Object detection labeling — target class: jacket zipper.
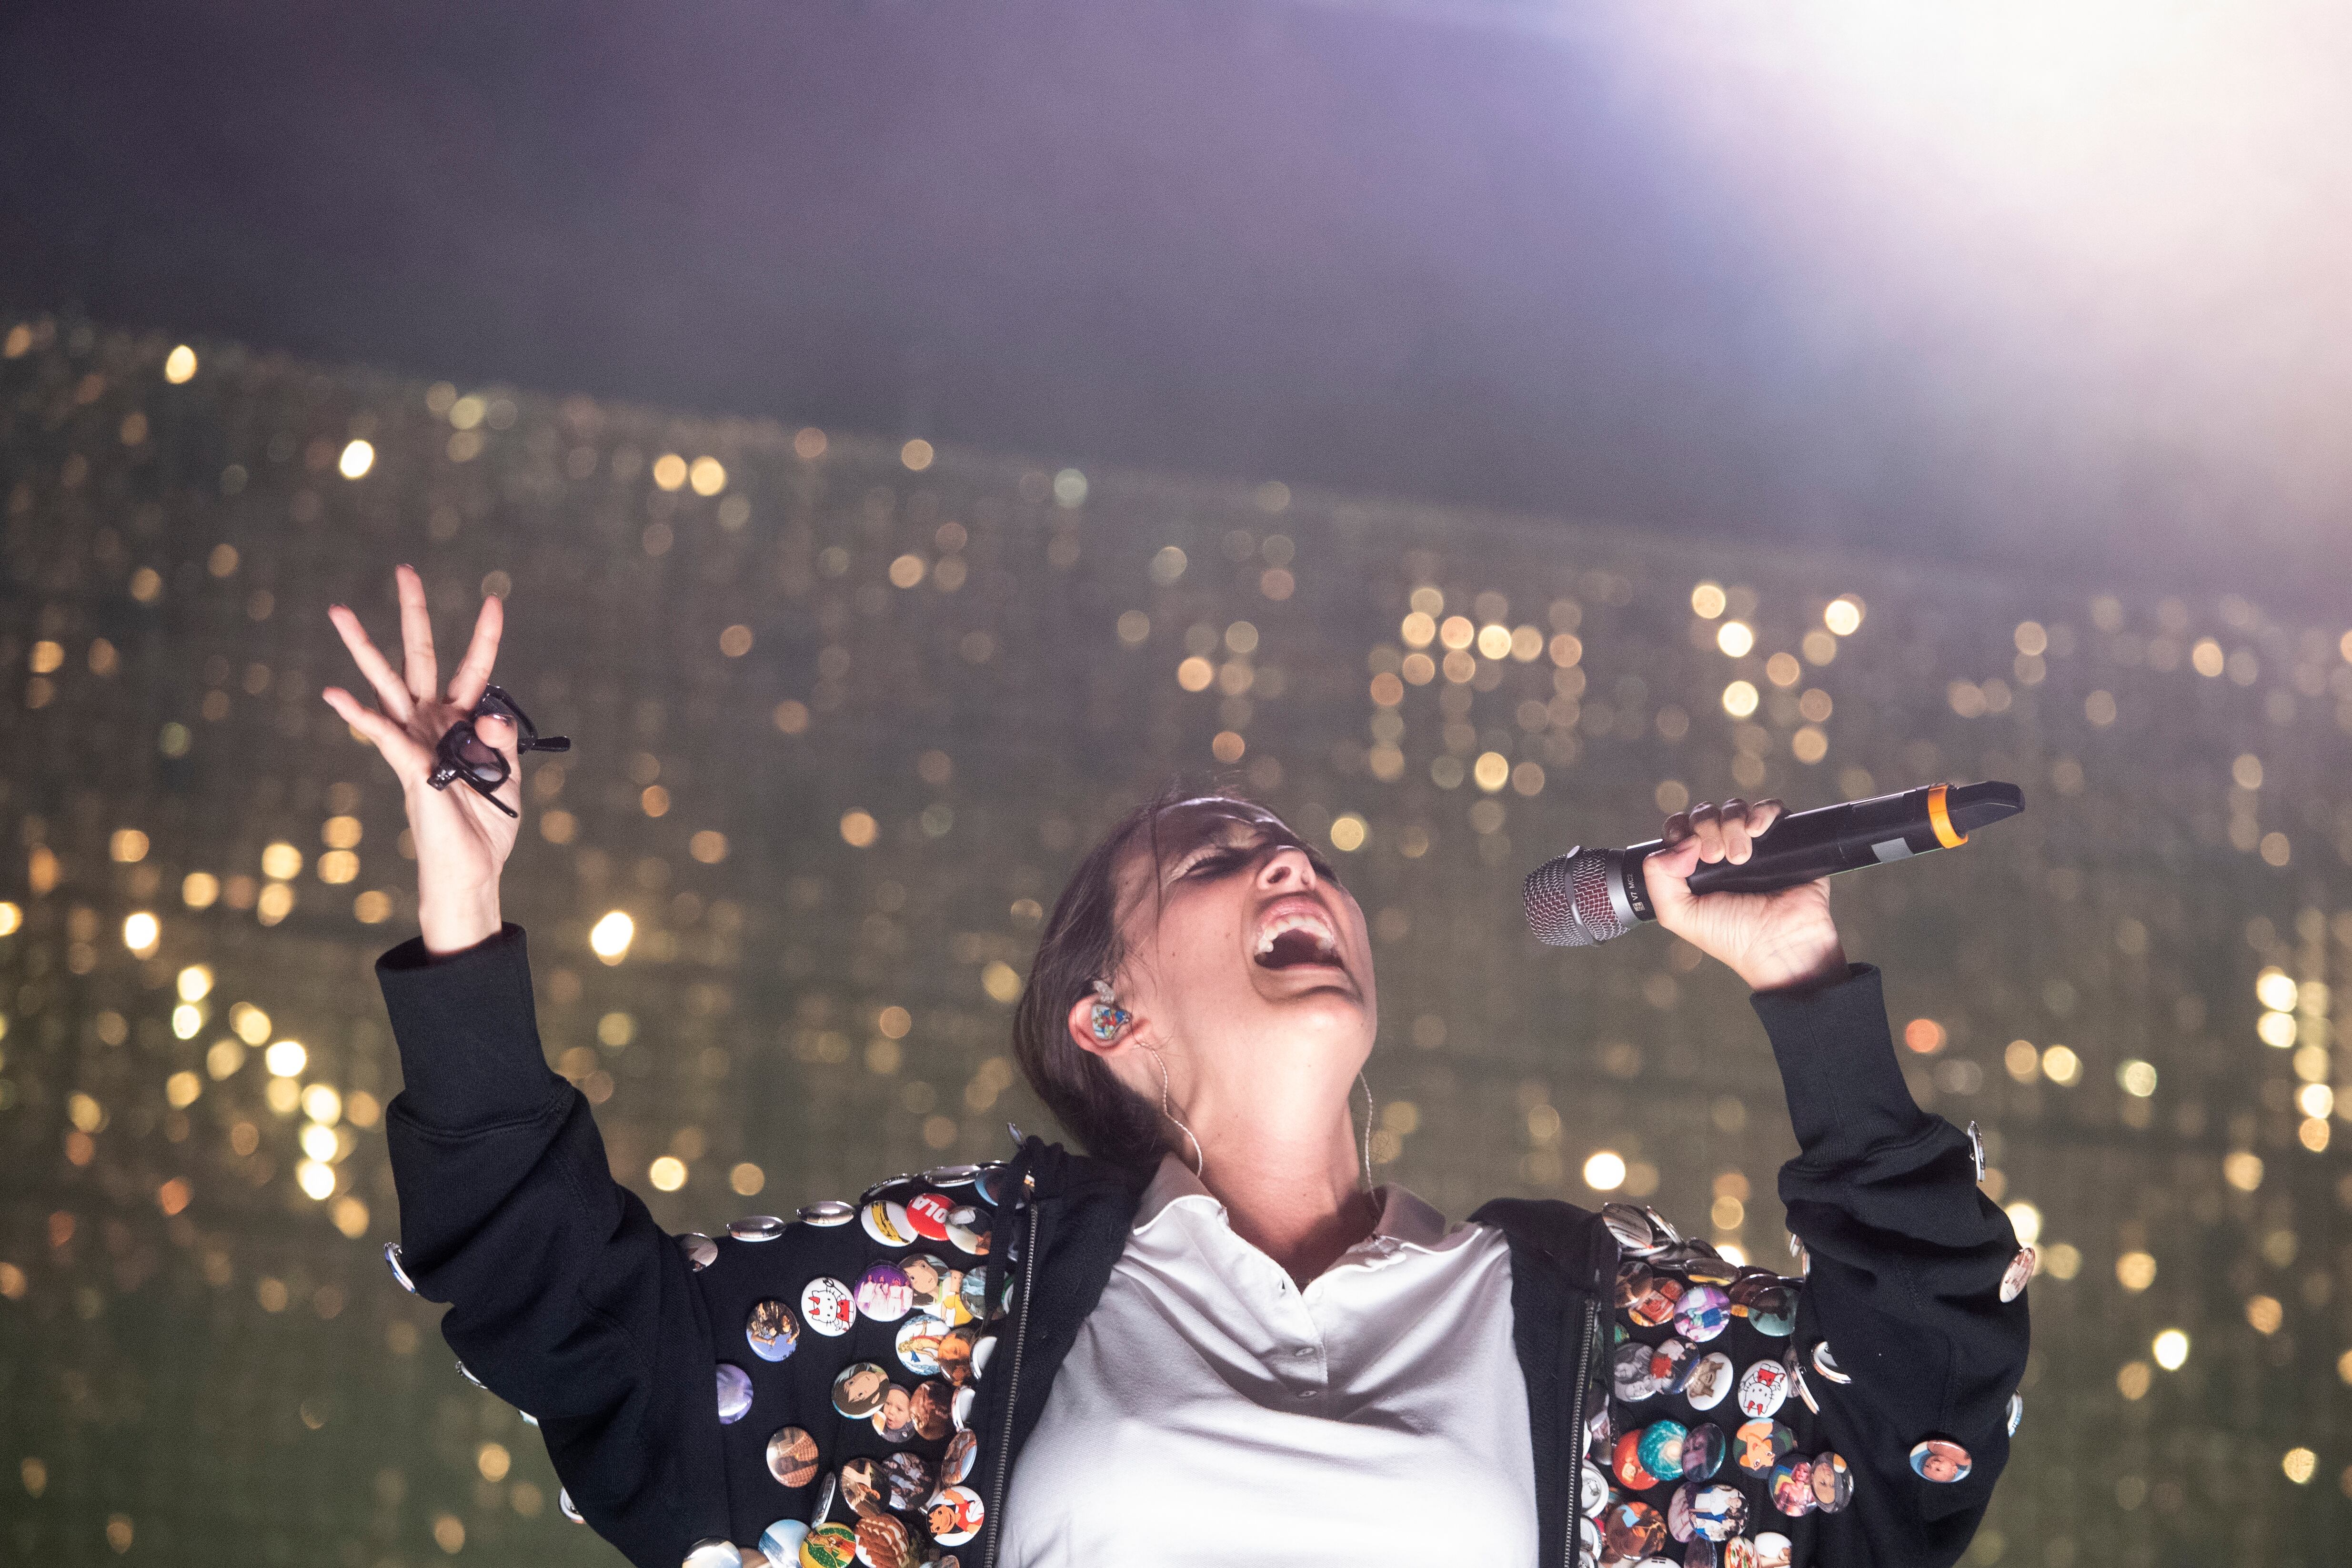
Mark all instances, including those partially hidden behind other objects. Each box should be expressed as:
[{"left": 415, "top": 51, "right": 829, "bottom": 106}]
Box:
[
  {"left": 980, "top": 1174, "right": 1040, "bottom": 1568},
  {"left": 1561, "top": 1296, "right": 1598, "bottom": 1568}
]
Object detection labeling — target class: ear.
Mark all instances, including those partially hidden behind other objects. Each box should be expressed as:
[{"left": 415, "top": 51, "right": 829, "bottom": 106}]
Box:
[{"left": 1066, "top": 988, "right": 1134, "bottom": 1060}]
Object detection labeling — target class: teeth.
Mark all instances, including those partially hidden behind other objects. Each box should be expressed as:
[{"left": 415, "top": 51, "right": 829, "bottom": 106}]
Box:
[{"left": 1254, "top": 909, "right": 1337, "bottom": 957}]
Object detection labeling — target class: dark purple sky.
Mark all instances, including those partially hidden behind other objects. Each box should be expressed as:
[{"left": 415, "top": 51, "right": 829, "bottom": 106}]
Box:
[{"left": 6, "top": 0, "right": 2346, "bottom": 596}]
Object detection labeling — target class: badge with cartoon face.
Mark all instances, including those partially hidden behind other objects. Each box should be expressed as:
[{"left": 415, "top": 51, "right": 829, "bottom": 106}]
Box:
[
  {"left": 801, "top": 1277, "right": 856, "bottom": 1337},
  {"left": 801, "top": 1521, "right": 857, "bottom": 1568},
  {"left": 2000, "top": 1247, "right": 2034, "bottom": 1303},
  {"left": 747, "top": 1299, "right": 802, "bottom": 1363},
  {"left": 900, "top": 1255, "right": 969, "bottom": 1324},
  {"left": 1734, "top": 1419, "right": 1797, "bottom": 1477},
  {"left": 1769, "top": 1456, "right": 1817, "bottom": 1517},
  {"left": 765, "top": 1426, "right": 820, "bottom": 1489},
  {"left": 1810, "top": 1450, "right": 1852, "bottom": 1512},
  {"left": 717, "top": 1363, "right": 754, "bottom": 1425},
  {"left": 1736, "top": 1359, "right": 1790, "bottom": 1419},
  {"left": 911, "top": 1378, "right": 955, "bottom": 1442},
  {"left": 1682, "top": 1351, "right": 1735, "bottom": 1412},
  {"left": 1679, "top": 1421, "right": 1726, "bottom": 1482},
  {"left": 832, "top": 1363, "right": 893, "bottom": 1422},
  {"left": 1910, "top": 1439, "right": 1971, "bottom": 1484},
  {"left": 1674, "top": 1284, "right": 1732, "bottom": 1343},
  {"left": 883, "top": 1452, "right": 933, "bottom": 1513},
  {"left": 1601, "top": 1499, "right": 1666, "bottom": 1561},
  {"left": 925, "top": 1486, "right": 985, "bottom": 1547},
  {"left": 856, "top": 1262, "right": 914, "bottom": 1323}
]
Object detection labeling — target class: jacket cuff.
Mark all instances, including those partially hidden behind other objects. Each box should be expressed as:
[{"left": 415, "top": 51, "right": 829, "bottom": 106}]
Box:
[
  {"left": 377, "top": 924, "right": 563, "bottom": 1129},
  {"left": 1750, "top": 962, "right": 1935, "bottom": 1167}
]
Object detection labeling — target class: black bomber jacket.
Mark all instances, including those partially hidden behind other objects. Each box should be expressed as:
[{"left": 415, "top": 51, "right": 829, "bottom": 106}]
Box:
[{"left": 377, "top": 927, "right": 2027, "bottom": 1568}]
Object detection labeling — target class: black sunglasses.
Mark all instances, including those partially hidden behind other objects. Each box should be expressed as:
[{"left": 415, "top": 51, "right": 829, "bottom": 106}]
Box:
[{"left": 428, "top": 683, "right": 571, "bottom": 818}]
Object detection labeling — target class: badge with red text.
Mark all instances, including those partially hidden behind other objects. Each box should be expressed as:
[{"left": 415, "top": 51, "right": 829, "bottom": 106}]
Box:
[{"left": 905, "top": 1191, "right": 955, "bottom": 1242}]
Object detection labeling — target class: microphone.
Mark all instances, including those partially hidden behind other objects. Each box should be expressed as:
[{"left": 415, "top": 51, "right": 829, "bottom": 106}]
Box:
[{"left": 1524, "top": 781, "right": 2024, "bottom": 947}]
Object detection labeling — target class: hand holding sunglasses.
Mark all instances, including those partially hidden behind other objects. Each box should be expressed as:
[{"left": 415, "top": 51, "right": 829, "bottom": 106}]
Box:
[{"left": 323, "top": 567, "right": 573, "bottom": 955}]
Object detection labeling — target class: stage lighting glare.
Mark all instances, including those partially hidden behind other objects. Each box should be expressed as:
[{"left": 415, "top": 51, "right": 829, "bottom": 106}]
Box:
[
  {"left": 2151, "top": 1330, "right": 2189, "bottom": 1371},
  {"left": 163, "top": 344, "right": 197, "bottom": 383},
  {"left": 1690, "top": 582, "right": 1727, "bottom": 619},
  {"left": 2003, "top": 1202, "right": 2041, "bottom": 1246},
  {"left": 337, "top": 440, "right": 374, "bottom": 479},
  {"left": 590, "top": 911, "right": 636, "bottom": 963},
  {"left": 1583, "top": 1151, "right": 1627, "bottom": 1191},
  {"left": 2255, "top": 968, "right": 2298, "bottom": 1011},
  {"left": 1824, "top": 597, "right": 1864, "bottom": 636},
  {"left": 1716, "top": 621, "right": 1754, "bottom": 657},
  {"left": 122, "top": 912, "right": 160, "bottom": 956},
  {"left": 178, "top": 965, "right": 212, "bottom": 1001}
]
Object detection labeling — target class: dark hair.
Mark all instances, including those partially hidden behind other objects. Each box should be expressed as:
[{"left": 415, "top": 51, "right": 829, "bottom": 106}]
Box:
[{"left": 1011, "top": 785, "right": 1288, "bottom": 1171}]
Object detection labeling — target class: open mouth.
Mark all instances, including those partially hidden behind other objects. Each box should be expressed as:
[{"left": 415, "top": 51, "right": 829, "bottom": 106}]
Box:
[{"left": 1253, "top": 906, "right": 1341, "bottom": 970}]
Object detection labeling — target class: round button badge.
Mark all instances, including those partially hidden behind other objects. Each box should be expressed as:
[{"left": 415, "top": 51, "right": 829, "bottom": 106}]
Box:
[
  {"left": 941, "top": 1429, "right": 978, "bottom": 1487},
  {"left": 1613, "top": 1429, "right": 1659, "bottom": 1490},
  {"left": 1678, "top": 1421, "right": 1726, "bottom": 1481},
  {"left": 766, "top": 1426, "right": 819, "bottom": 1489},
  {"left": 730, "top": 1215, "right": 786, "bottom": 1243},
  {"left": 1601, "top": 1499, "right": 1667, "bottom": 1562},
  {"left": 683, "top": 1538, "right": 742, "bottom": 1568},
  {"left": 801, "top": 1277, "right": 856, "bottom": 1337},
  {"left": 2007, "top": 1393, "right": 2023, "bottom": 1436},
  {"left": 838, "top": 1457, "right": 885, "bottom": 1519},
  {"left": 904, "top": 1191, "right": 955, "bottom": 1242},
  {"left": 1637, "top": 1419, "right": 1690, "bottom": 1483},
  {"left": 1910, "top": 1439, "right": 1972, "bottom": 1484},
  {"left": 911, "top": 1378, "right": 955, "bottom": 1441},
  {"left": 1674, "top": 1284, "right": 1732, "bottom": 1343},
  {"left": 856, "top": 1262, "right": 915, "bottom": 1323},
  {"left": 747, "top": 1299, "right": 802, "bottom": 1363},
  {"left": 945, "top": 1206, "right": 991, "bottom": 1257},
  {"left": 800, "top": 1522, "right": 857, "bottom": 1568},
  {"left": 798, "top": 1200, "right": 855, "bottom": 1227},
  {"left": 1733, "top": 1419, "right": 1798, "bottom": 1477},
  {"left": 832, "top": 1363, "right": 893, "bottom": 1423},
  {"left": 1682, "top": 1351, "right": 1736, "bottom": 1412},
  {"left": 853, "top": 1513, "right": 912, "bottom": 1568},
  {"left": 862, "top": 1199, "right": 918, "bottom": 1247},
  {"left": 1810, "top": 1450, "right": 1852, "bottom": 1513},
  {"left": 679, "top": 1233, "right": 718, "bottom": 1271},
  {"left": 896, "top": 1313, "right": 948, "bottom": 1376},
  {"left": 716, "top": 1363, "right": 754, "bottom": 1425},
  {"left": 1752, "top": 1532, "right": 1794, "bottom": 1568},
  {"left": 1769, "top": 1455, "right": 1817, "bottom": 1518},
  {"left": 1736, "top": 1359, "right": 1790, "bottom": 1419},
  {"left": 925, "top": 1486, "right": 985, "bottom": 1548},
  {"left": 383, "top": 1241, "right": 418, "bottom": 1293},
  {"left": 1688, "top": 1482, "right": 1748, "bottom": 1543},
  {"left": 756, "top": 1519, "right": 808, "bottom": 1564},
  {"left": 883, "top": 1451, "right": 934, "bottom": 1512},
  {"left": 1809, "top": 1341, "right": 1850, "bottom": 1384},
  {"left": 2000, "top": 1247, "right": 2035, "bottom": 1303}
]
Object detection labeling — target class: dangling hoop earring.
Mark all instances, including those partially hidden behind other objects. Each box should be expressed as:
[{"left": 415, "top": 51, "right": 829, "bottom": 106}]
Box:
[
  {"left": 1143, "top": 1044, "right": 1205, "bottom": 1179},
  {"left": 1357, "top": 1071, "right": 1376, "bottom": 1192}
]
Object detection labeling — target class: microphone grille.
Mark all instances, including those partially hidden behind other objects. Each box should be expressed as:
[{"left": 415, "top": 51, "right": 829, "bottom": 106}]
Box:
[{"left": 1524, "top": 848, "right": 1626, "bottom": 947}]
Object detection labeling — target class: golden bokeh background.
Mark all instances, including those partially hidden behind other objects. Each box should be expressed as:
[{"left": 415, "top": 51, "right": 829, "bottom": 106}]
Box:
[{"left": 1, "top": 316, "right": 2347, "bottom": 1563}]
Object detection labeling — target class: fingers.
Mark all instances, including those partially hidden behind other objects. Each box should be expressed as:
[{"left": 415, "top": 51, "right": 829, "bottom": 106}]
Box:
[
  {"left": 1719, "top": 798, "right": 1753, "bottom": 864},
  {"left": 322, "top": 687, "right": 431, "bottom": 779},
  {"left": 1689, "top": 800, "right": 1725, "bottom": 863},
  {"left": 1673, "top": 799, "right": 1778, "bottom": 865},
  {"left": 1659, "top": 811, "right": 1693, "bottom": 847},
  {"left": 396, "top": 565, "right": 440, "bottom": 701},
  {"left": 328, "top": 603, "right": 416, "bottom": 722},
  {"left": 445, "top": 593, "right": 504, "bottom": 709}
]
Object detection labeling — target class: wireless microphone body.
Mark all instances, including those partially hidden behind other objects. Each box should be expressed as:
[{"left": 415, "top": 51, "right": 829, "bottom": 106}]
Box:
[{"left": 1524, "top": 781, "right": 2023, "bottom": 947}]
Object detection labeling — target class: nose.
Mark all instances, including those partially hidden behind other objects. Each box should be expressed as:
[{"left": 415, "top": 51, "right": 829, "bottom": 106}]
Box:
[{"left": 1256, "top": 844, "right": 1318, "bottom": 892}]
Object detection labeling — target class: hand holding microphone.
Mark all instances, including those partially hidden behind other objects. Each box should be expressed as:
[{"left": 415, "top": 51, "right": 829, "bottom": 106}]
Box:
[{"left": 1643, "top": 800, "right": 1848, "bottom": 993}]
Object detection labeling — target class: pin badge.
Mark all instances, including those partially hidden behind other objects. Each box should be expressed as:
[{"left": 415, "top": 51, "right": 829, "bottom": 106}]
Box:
[
  {"left": 896, "top": 1313, "right": 948, "bottom": 1377},
  {"left": 1809, "top": 1342, "right": 1850, "bottom": 1385},
  {"left": 1769, "top": 1456, "right": 1817, "bottom": 1517},
  {"left": 801, "top": 1277, "right": 857, "bottom": 1337},
  {"left": 2007, "top": 1393, "right": 2023, "bottom": 1436},
  {"left": 862, "top": 1199, "right": 918, "bottom": 1248},
  {"left": 1675, "top": 1284, "right": 1732, "bottom": 1343},
  {"left": 925, "top": 1486, "right": 985, "bottom": 1548},
  {"left": 922, "top": 1164, "right": 985, "bottom": 1187},
  {"left": 1686, "top": 1482, "right": 1749, "bottom": 1543},
  {"left": 937, "top": 1324, "right": 982, "bottom": 1386},
  {"left": 1792, "top": 1363, "right": 1819, "bottom": 1416},
  {"left": 1752, "top": 1532, "right": 1793, "bottom": 1568},
  {"left": 798, "top": 1200, "right": 856, "bottom": 1227},
  {"left": 757, "top": 1520, "right": 808, "bottom": 1563},
  {"left": 1638, "top": 1419, "right": 1690, "bottom": 1483},
  {"left": 1809, "top": 1451, "right": 1852, "bottom": 1513},
  {"left": 766, "top": 1426, "right": 820, "bottom": 1489},
  {"left": 1733, "top": 1419, "right": 1797, "bottom": 1477},
  {"left": 1909, "top": 1439, "right": 1971, "bottom": 1484},
  {"left": 856, "top": 1262, "right": 915, "bottom": 1323},
  {"left": 911, "top": 1378, "right": 955, "bottom": 1441},
  {"left": 1737, "top": 1359, "right": 1790, "bottom": 1419},
  {"left": 1601, "top": 1499, "right": 1667, "bottom": 1562},
  {"left": 1681, "top": 1350, "right": 1735, "bottom": 1412},
  {"left": 942, "top": 1430, "right": 978, "bottom": 1488},
  {"left": 839, "top": 1457, "right": 885, "bottom": 1519},
  {"left": 1678, "top": 1421, "right": 1727, "bottom": 1481},
  {"left": 1581, "top": 1459, "right": 1610, "bottom": 1517},
  {"left": 904, "top": 1191, "right": 955, "bottom": 1243},
  {"left": 1614, "top": 1429, "right": 1660, "bottom": 1490},
  {"left": 731, "top": 1215, "right": 786, "bottom": 1243},
  {"left": 800, "top": 1521, "right": 857, "bottom": 1568},
  {"left": 384, "top": 1241, "right": 419, "bottom": 1292},
  {"left": 717, "top": 1363, "right": 754, "bottom": 1425},
  {"left": 560, "top": 1487, "right": 583, "bottom": 1523},
  {"left": 1999, "top": 1248, "right": 2034, "bottom": 1303},
  {"left": 684, "top": 1538, "right": 743, "bottom": 1568},
  {"left": 832, "top": 1363, "right": 894, "bottom": 1423},
  {"left": 680, "top": 1233, "right": 719, "bottom": 1271},
  {"left": 853, "top": 1513, "right": 914, "bottom": 1568},
  {"left": 747, "top": 1299, "right": 802, "bottom": 1363},
  {"left": 883, "top": 1451, "right": 934, "bottom": 1512},
  {"left": 945, "top": 1206, "right": 991, "bottom": 1257},
  {"left": 951, "top": 1383, "right": 976, "bottom": 1432}
]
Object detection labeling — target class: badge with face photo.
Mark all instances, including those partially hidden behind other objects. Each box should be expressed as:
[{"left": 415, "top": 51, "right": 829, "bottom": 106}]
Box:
[
  {"left": 1731, "top": 1282, "right": 1796, "bottom": 1337},
  {"left": 800, "top": 1521, "right": 858, "bottom": 1568},
  {"left": 1674, "top": 1284, "right": 1732, "bottom": 1343},
  {"left": 1613, "top": 1429, "right": 1659, "bottom": 1491},
  {"left": 1682, "top": 1351, "right": 1735, "bottom": 1412},
  {"left": 802, "top": 1277, "right": 857, "bottom": 1337},
  {"left": 862, "top": 1199, "right": 918, "bottom": 1247},
  {"left": 942, "top": 1430, "right": 979, "bottom": 1488},
  {"left": 925, "top": 1486, "right": 985, "bottom": 1547},
  {"left": 1736, "top": 1359, "right": 1789, "bottom": 1419},
  {"left": 2000, "top": 1247, "right": 2035, "bottom": 1304},
  {"left": 1734, "top": 1419, "right": 1797, "bottom": 1477},
  {"left": 839, "top": 1457, "right": 886, "bottom": 1519},
  {"left": 854, "top": 1513, "right": 915, "bottom": 1568},
  {"left": 874, "top": 1383, "right": 918, "bottom": 1444},
  {"left": 748, "top": 1299, "right": 802, "bottom": 1363},
  {"left": 911, "top": 1378, "right": 955, "bottom": 1441},
  {"left": 832, "top": 1363, "right": 893, "bottom": 1422},
  {"left": 1581, "top": 1459, "right": 1610, "bottom": 1518},
  {"left": 766, "top": 1426, "right": 820, "bottom": 1489},
  {"left": 1810, "top": 1450, "right": 1852, "bottom": 1512},
  {"left": 856, "top": 1262, "right": 914, "bottom": 1323},
  {"left": 904, "top": 1191, "right": 955, "bottom": 1242},
  {"left": 717, "top": 1363, "right": 754, "bottom": 1425},
  {"left": 1769, "top": 1456, "right": 1817, "bottom": 1518},
  {"left": 883, "top": 1451, "right": 934, "bottom": 1513},
  {"left": 1689, "top": 1482, "right": 1748, "bottom": 1543},
  {"left": 898, "top": 1255, "right": 966, "bottom": 1322},
  {"left": 1637, "top": 1419, "right": 1689, "bottom": 1484},
  {"left": 1678, "top": 1421, "right": 1726, "bottom": 1481},
  {"left": 757, "top": 1518, "right": 809, "bottom": 1564},
  {"left": 895, "top": 1313, "right": 948, "bottom": 1376},
  {"left": 937, "top": 1324, "right": 981, "bottom": 1387},
  {"left": 946, "top": 1205, "right": 991, "bottom": 1256},
  {"left": 1601, "top": 1499, "right": 1666, "bottom": 1561},
  {"left": 1910, "top": 1438, "right": 1972, "bottom": 1484},
  {"left": 1752, "top": 1533, "right": 1793, "bottom": 1568}
]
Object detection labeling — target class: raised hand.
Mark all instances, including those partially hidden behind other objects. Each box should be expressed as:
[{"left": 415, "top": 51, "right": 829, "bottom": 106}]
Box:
[
  {"left": 1641, "top": 798, "right": 1848, "bottom": 993},
  {"left": 322, "top": 566, "right": 518, "bottom": 955}
]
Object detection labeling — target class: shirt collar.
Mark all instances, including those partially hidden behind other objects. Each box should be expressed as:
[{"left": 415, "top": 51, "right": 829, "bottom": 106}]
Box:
[{"left": 1133, "top": 1152, "right": 1460, "bottom": 1257}]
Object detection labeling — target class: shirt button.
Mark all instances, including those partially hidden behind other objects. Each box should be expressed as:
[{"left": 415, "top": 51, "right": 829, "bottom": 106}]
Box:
[{"left": 1293, "top": 1347, "right": 1315, "bottom": 1358}]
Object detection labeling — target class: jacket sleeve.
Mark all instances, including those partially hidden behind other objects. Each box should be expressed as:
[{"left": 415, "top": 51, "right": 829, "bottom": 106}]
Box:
[
  {"left": 1752, "top": 962, "right": 2028, "bottom": 1568},
  {"left": 378, "top": 925, "right": 727, "bottom": 1568}
]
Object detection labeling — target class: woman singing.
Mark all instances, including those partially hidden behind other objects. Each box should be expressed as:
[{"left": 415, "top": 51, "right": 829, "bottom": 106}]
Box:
[{"left": 326, "top": 569, "right": 2027, "bottom": 1568}]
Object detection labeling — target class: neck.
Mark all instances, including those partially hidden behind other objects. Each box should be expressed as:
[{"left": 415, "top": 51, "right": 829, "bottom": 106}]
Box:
[{"left": 1186, "top": 1089, "right": 1375, "bottom": 1286}]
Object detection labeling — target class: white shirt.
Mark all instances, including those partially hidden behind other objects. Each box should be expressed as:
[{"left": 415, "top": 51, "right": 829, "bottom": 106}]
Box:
[{"left": 999, "top": 1155, "right": 1538, "bottom": 1567}]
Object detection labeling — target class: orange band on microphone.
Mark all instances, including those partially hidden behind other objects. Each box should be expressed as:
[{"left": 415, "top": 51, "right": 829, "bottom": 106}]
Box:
[{"left": 1927, "top": 783, "right": 1967, "bottom": 848}]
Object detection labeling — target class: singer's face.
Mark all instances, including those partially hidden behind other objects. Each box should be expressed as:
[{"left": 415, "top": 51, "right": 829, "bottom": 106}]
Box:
[{"left": 1107, "top": 802, "right": 1377, "bottom": 1083}]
